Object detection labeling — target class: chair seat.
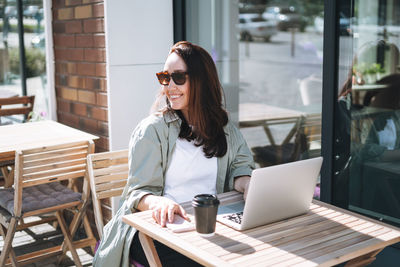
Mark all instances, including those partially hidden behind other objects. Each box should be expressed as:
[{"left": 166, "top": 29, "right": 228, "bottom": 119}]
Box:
[{"left": 0, "top": 182, "right": 82, "bottom": 216}]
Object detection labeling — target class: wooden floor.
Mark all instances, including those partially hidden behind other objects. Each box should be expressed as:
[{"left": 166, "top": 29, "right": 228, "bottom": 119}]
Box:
[{"left": 0, "top": 216, "right": 93, "bottom": 267}]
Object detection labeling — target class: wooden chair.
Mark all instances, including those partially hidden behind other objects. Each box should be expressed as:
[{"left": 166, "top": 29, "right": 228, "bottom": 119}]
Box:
[
  {"left": 0, "top": 140, "right": 97, "bottom": 267},
  {"left": 0, "top": 96, "right": 35, "bottom": 124},
  {"left": 0, "top": 96, "right": 35, "bottom": 187},
  {"left": 86, "top": 149, "right": 129, "bottom": 239}
]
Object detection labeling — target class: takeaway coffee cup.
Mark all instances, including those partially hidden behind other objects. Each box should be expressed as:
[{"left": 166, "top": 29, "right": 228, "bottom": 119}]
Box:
[{"left": 192, "top": 194, "right": 220, "bottom": 237}]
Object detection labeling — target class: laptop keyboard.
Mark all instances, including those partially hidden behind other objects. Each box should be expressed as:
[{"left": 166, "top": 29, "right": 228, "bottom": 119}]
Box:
[{"left": 223, "top": 212, "right": 243, "bottom": 225}]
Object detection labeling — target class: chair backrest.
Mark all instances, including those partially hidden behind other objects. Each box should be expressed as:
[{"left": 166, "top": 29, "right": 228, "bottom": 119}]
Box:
[
  {"left": 299, "top": 113, "right": 322, "bottom": 158},
  {"left": 86, "top": 149, "right": 129, "bottom": 238},
  {"left": 14, "top": 140, "right": 94, "bottom": 217},
  {"left": 0, "top": 95, "right": 35, "bottom": 117},
  {"left": 298, "top": 74, "right": 322, "bottom": 106}
]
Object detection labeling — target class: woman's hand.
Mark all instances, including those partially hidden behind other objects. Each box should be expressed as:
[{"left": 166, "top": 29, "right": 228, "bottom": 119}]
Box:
[
  {"left": 234, "top": 175, "right": 251, "bottom": 200},
  {"left": 138, "top": 195, "right": 189, "bottom": 227}
]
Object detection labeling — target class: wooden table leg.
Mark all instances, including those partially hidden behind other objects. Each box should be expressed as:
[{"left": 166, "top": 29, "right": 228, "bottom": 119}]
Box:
[
  {"left": 344, "top": 248, "right": 383, "bottom": 267},
  {"left": 138, "top": 232, "right": 162, "bottom": 267},
  {"left": 1, "top": 166, "right": 14, "bottom": 188}
]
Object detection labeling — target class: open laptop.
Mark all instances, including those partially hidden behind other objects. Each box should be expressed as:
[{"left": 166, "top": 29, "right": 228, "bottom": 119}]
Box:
[{"left": 217, "top": 157, "right": 323, "bottom": 231}]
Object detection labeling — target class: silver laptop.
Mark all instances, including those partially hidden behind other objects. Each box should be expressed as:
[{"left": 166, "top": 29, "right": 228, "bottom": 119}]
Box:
[{"left": 217, "top": 157, "right": 323, "bottom": 231}]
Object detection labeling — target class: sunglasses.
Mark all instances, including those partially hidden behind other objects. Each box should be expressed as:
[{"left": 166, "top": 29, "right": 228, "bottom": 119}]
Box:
[{"left": 156, "top": 71, "right": 188, "bottom": 86}]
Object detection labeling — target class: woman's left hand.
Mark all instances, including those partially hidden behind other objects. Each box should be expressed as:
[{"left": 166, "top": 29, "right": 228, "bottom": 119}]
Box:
[{"left": 234, "top": 175, "right": 251, "bottom": 200}]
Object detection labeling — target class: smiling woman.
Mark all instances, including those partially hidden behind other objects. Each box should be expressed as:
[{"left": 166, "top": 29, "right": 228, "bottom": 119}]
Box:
[{"left": 93, "top": 41, "right": 255, "bottom": 267}]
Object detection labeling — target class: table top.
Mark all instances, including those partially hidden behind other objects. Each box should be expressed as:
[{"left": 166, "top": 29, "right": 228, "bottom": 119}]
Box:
[
  {"left": 123, "top": 191, "right": 400, "bottom": 267},
  {"left": 0, "top": 120, "right": 98, "bottom": 159},
  {"left": 239, "top": 103, "right": 305, "bottom": 127}
]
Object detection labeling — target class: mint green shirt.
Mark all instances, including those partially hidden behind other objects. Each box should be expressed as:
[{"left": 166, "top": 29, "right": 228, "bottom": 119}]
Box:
[{"left": 93, "top": 111, "right": 255, "bottom": 267}]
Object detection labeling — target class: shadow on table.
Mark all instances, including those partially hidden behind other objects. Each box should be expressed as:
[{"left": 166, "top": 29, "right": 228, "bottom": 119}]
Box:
[{"left": 205, "top": 233, "right": 256, "bottom": 255}]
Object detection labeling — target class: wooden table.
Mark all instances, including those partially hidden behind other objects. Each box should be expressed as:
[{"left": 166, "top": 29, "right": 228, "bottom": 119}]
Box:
[
  {"left": 0, "top": 120, "right": 98, "bottom": 187},
  {"left": 123, "top": 191, "right": 400, "bottom": 267},
  {"left": 239, "top": 103, "right": 305, "bottom": 146}
]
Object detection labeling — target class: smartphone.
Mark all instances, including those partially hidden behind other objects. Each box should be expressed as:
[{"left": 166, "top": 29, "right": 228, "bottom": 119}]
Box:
[{"left": 165, "top": 215, "right": 195, "bottom": 233}]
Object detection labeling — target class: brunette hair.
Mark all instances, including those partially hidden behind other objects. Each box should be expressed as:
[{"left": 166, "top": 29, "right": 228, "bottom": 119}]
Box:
[{"left": 164, "top": 41, "right": 228, "bottom": 157}]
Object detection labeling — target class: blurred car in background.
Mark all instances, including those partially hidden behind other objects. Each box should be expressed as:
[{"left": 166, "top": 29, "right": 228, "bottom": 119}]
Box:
[
  {"left": 238, "top": 13, "right": 277, "bottom": 42},
  {"left": 262, "top": 6, "right": 305, "bottom": 31}
]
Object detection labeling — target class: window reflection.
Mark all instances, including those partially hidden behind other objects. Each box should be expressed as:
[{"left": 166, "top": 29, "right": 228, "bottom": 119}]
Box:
[{"left": 335, "top": 0, "right": 400, "bottom": 226}]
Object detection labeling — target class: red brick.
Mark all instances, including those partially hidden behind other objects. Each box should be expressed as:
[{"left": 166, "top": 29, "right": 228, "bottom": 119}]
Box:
[
  {"left": 83, "top": 0, "right": 103, "bottom": 4},
  {"left": 66, "top": 21, "right": 82, "bottom": 33},
  {"left": 83, "top": 19, "right": 104, "bottom": 33},
  {"left": 78, "top": 90, "right": 96, "bottom": 104},
  {"left": 71, "top": 102, "right": 87, "bottom": 116},
  {"left": 75, "top": 5, "right": 92, "bottom": 19},
  {"left": 68, "top": 75, "right": 86, "bottom": 88},
  {"left": 56, "top": 74, "right": 68, "bottom": 86},
  {"left": 85, "top": 77, "right": 106, "bottom": 90},
  {"left": 75, "top": 35, "right": 94, "bottom": 47},
  {"left": 55, "top": 48, "right": 84, "bottom": 61},
  {"left": 93, "top": 3, "right": 104, "bottom": 17},
  {"left": 58, "top": 112, "right": 80, "bottom": 128},
  {"left": 93, "top": 34, "right": 105, "bottom": 47},
  {"left": 87, "top": 106, "right": 107, "bottom": 121},
  {"left": 54, "top": 0, "right": 66, "bottom": 8},
  {"left": 79, "top": 117, "right": 98, "bottom": 134},
  {"left": 58, "top": 7, "right": 74, "bottom": 20},
  {"left": 57, "top": 99, "right": 71, "bottom": 113},
  {"left": 98, "top": 121, "right": 109, "bottom": 136},
  {"left": 60, "top": 88, "right": 78, "bottom": 101},
  {"left": 96, "top": 93, "right": 108, "bottom": 107},
  {"left": 54, "top": 34, "right": 75, "bottom": 47},
  {"left": 84, "top": 49, "right": 105, "bottom": 62},
  {"left": 67, "top": 62, "right": 77, "bottom": 74},
  {"left": 94, "top": 136, "right": 109, "bottom": 152},
  {"left": 77, "top": 63, "right": 96, "bottom": 76},
  {"left": 95, "top": 63, "right": 106, "bottom": 77},
  {"left": 66, "top": 0, "right": 82, "bottom": 6},
  {"left": 53, "top": 22, "right": 66, "bottom": 33},
  {"left": 55, "top": 62, "right": 68, "bottom": 74}
]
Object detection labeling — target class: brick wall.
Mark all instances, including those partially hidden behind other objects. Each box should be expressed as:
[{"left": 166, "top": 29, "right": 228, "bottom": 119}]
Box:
[{"left": 53, "top": 0, "right": 108, "bottom": 152}]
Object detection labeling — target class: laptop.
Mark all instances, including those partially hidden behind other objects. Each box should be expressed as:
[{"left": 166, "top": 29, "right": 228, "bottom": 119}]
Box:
[{"left": 217, "top": 157, "right": 323, "bottom": 231}]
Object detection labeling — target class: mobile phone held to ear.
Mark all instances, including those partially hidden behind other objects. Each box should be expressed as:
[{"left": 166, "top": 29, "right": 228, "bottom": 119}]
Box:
[{"left": 165, "top": 215, "right": 195, "bottom": 233}]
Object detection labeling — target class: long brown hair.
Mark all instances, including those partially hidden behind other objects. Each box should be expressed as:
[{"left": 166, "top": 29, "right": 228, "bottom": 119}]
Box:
[{"left": 166, "top": 41, "right": 228, "bottom": 157}]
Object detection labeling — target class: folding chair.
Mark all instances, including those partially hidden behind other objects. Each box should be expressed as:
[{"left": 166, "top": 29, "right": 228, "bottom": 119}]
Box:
[
  {"left": 0, "top": 140, "right": 96, "bottom": 267},
  {"left": 0, "top": 96, "right": 35, "bottom": 125},
  {"left": 0, "top": 96, "right": 35, "bottom": 188},
  {"left": 86, "top": 149, "right": 129, "bottom": 239}
]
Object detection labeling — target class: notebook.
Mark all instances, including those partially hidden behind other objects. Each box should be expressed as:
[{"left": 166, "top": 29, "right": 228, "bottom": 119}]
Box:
[{"left": 217, "top": 157, "right": 323, "bottom": 231}]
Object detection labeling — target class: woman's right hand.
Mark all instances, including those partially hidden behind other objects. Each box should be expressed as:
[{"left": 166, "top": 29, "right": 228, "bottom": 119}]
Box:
[{"left": 138, "top": 195, "right": 189, "bottom": 227}]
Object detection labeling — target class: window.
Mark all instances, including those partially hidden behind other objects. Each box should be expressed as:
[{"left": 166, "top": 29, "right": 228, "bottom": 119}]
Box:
[
  {"left": 333, "top": 0, "right": 400, "bottom": 227},
  {"left": 0, "top": 0, "right": 48, "bottom": 123}
]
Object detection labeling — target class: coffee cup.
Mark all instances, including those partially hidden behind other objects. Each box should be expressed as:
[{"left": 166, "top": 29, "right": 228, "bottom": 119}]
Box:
[{"left": 192, "top": 194, "right": 220, "bottom": 237}]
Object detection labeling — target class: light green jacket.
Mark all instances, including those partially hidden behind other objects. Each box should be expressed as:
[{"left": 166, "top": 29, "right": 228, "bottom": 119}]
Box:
[{"left": 93, "top": 111, "right": 255, "bottom": 267}]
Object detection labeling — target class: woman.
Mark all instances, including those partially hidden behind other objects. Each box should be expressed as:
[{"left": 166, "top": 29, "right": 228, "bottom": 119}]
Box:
[{"left": 93, "top": 41, "right": 255, "bottom": 267}]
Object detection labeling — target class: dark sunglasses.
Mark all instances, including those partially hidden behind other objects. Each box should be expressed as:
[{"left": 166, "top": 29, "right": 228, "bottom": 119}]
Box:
[{"left": 156, "top": 71, "right": 188, "bottom": 86}]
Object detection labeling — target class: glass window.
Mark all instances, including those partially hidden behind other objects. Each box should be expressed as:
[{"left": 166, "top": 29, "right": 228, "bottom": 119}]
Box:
[
  {"left": 238, "top": 1, "right": 323, "bottom": 174},
  {"left": 334, "top": 0, "right": 400, "bottom": 227},
  {"left": 180, "top": 0, "right": 324, "bottom": 197},
  {"left": 0, "top": 0, "right": 48, "bottom": 123}
]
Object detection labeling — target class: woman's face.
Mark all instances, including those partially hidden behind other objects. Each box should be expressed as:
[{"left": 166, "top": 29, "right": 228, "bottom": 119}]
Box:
[{"left": 163, "top": 52, "right": 190, "bottom": 120}]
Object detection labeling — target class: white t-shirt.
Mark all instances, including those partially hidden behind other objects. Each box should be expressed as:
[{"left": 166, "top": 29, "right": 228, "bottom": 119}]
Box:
[
  {"left": 378, "top": 118, "right": 397, "bottom": 150},
  {"left": 164, "top": 138, "right": 218, "bottom": 204}
]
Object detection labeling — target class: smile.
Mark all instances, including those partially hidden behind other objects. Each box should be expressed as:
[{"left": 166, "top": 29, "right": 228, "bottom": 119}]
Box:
[{"left": 170, "top": 95, "right": 182, "bottom": 99}]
